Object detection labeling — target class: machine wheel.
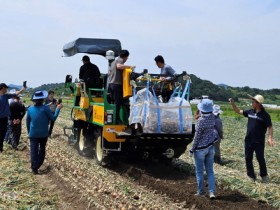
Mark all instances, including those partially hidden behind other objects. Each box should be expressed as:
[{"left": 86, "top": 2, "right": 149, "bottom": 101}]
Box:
[
  {"left": 94, "top": 127, "right": 110, "bottom": 166},
  {"left": 78, "top": 130, "right": 86, "bottom": 154},
  {"left": 74, "top": 122, "right": 95, "bottom": 157},
  {"left": 79, "top": 130, "right": 95, "bottom": 157},
  {"left": 75, "top": 127, "right": 88, "bottom": 156}
]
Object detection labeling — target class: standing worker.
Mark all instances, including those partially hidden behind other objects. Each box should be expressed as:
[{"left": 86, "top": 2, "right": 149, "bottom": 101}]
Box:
[
  {"left": 6, "top": 95, "right": 26, "bottom": 150},
  {"left": 0, "top": 82, "right": 26, "bottom": 153},
  {"left": 45, "top": 90, "right": 57, "bottom": 138},
  {"left": 26, "top": 90, "right": 63, "bottom": 174},
  {"left": 108, "top": 50, "right": 135, "bottom": 124},
  {"left": 189, "top": 99, "right": 218, "bottom": 199},
  {"left": 213, "top": 104, "right": 224, "bottom": 164},
  {"left": 229, "top": 94, "right": 275, "bottom": 182},
  {"left": 79, "top": 55, "right": 101, "bottom": 89}
]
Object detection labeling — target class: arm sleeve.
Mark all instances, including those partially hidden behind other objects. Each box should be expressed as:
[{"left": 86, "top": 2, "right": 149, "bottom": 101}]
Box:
[
  {"left": 265, "top": 113, "right": 272, "bottom": 127},
  {"left": 166, "top": 65, "right": 176, "bottom": 76},
  {"left": 215, "top": 118, "right": 224, "bottom": 139},
  {"left": 191, "top": 120, "right": 203, "bottom": 151},
  {"left": 20, "top": 105, "right": 26, "bottom": 120},
  {"left": 7, "top": 94, "right": 17, "bottom": 99},
  {"left": 243, "top": 109, "right": 249, "bottom": 117},
  {"left": 26, "top": 110, "right": 31, "bottom": 134},
  {"left": 46, "top": 106, "right": 60, "bottom": 121},
  {"left": 96, "top": 66, "right": 101, "bottom": 77},
  {"left": 79, "top": 66, "right": 83, "bottom": 79}
]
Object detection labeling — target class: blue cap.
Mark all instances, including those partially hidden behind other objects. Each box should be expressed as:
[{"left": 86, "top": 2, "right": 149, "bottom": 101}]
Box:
[
  {"left": 31, "top": 90, "right": 48, "bottom": 100},
  {"left": 197, "top": 99, "right": 214, "bottom": 113}
]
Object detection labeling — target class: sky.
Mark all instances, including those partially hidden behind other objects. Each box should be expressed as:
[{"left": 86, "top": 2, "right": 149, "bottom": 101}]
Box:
[{"left": 0, "top": 0, "right": 280, "bottom": 90}]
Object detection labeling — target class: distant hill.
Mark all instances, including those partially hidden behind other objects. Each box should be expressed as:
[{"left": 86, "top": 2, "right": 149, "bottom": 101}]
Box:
[
  {"left": 189, "top": 74, "right": 280, "bottom": 103},
  {"left": 29, "top": 83, "right": 72, "bottom": 97},
  {"left": 217, "top": 83, "right": 229, "bottom": 89},
  {"left": 19, "top": 74, "right": 280, "bottom": 103},
  {"left": 8, "top": 84, "right": 22, "bottom": 90},
  {"left": 189, "top": 74, "right": 233, "bottom": 101}
]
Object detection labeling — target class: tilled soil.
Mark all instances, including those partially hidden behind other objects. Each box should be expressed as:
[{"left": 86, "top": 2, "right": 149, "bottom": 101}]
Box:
[
  {"left": 110, "top": 160, "right": 276, "bottom": 210},
  {"left": 19, "top": 130, "right": 277, "bottom": 210}
]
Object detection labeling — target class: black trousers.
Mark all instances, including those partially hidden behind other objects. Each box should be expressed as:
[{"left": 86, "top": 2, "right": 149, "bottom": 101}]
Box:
[
  {"left": 108, "top": 84, "right": 123, "bottom": 121},
  {"left": 245, "top": 142, "right": 267, "bottom": 179},
  {"left": 0, "top": 117, "right": 8, "bottom": 152},
  {"left": 49, "top": 120, "right": 55, "bottom": 136},
  {"left": 29, "top": 137, "right": 48, "bottom": 171},
  {"left": 6, "top": 120, "right": 22, "bottom": 149}
]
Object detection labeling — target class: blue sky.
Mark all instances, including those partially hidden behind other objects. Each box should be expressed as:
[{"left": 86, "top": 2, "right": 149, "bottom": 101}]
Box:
[{"left": 0, "top": 0, "right": 279, "bottom": 89}]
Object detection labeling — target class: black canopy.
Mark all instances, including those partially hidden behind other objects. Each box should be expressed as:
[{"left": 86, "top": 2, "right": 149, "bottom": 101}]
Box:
[{"left": 63, "top": 38, "right": 122, "bottom": 57}]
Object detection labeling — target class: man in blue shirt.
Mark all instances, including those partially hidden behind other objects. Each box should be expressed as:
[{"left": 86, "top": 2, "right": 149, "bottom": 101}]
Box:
[
  {"left": 26, "top": 90, "right": 63, "bottom": 174},
  {"left": 0, "top": 83, "right": 26, "bottom": 153},
  {"left": 229, "top": 94, "right": 275, "bottom": 183}
]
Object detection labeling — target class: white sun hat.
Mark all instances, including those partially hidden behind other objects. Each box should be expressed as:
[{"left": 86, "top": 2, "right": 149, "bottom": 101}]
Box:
[{"left": 213, "top": 104, "right": 223, "bottom": 115}]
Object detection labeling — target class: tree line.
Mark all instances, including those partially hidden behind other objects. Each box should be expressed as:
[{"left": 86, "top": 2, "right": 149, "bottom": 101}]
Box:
[
  {"left": 189, "top": 74, "right": 280, "bottom": 103},
  {"left": 24, "top": 74, "right": 280, "bottom": 103}
]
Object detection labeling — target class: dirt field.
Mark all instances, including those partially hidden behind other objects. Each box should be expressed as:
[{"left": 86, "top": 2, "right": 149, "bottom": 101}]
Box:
[
  {"left": 14, "top": 130, "right": 277, "bottom": 210},
  {"left": 2, "top": 106, "right": 278, "bottom": 210}
]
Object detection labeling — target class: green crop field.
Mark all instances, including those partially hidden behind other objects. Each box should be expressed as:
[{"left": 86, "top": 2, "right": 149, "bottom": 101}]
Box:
[{"left": 191, "top": 101, "right": 280, "bottom": 122}]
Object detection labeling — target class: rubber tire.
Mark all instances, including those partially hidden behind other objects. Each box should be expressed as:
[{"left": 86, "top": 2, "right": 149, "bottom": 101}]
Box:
[
  {"left": 78, "top": 129, "right": 86, "bottom": 154},
  {"left": 94, "top": 128, "right": 110, "bottom": 166}
]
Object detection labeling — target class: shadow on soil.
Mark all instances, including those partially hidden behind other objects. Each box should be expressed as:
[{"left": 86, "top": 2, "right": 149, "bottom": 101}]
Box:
[{"left": 107, "top": 157, "right": 277, "bottom": 210}]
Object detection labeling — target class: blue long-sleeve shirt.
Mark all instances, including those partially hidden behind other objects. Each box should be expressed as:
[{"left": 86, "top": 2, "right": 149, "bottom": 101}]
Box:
[
  {"left": 191, "top": 113, "right": 218, "bottom": 152},
  {"left": 26, "top": 105, "right": 60, "bottom": 138},
  {"left": 0, "top": 94, "right": 16, "bottom": 118}
]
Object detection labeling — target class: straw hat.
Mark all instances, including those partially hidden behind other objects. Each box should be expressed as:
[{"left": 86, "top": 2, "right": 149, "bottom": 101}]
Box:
[{"left": 248, "top": 94, "right": 264, "bottom": 104}]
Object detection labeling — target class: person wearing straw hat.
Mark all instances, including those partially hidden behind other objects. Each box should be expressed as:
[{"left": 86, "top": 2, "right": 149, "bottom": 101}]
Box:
[
  {"left": 213, "top": 104, "right": 224, "bottom": 164},
  {"left": 189, "top": 99, "right": 218, "bottom": 199},
  {"left": 0, "top": 83, "right": 26, "bottom": 153},
  {"left": 26, "top": 90, "right": 63, "bottom": 175},
  {"left": 229, "top": 94, "right": 275, "bottom": 183}
]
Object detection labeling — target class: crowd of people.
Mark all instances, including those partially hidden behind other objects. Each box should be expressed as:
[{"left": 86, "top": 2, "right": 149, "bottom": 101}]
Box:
[
  {"left": 0, "top": 83, "right": 62, "bottom": 175},
  {"left": 0, "top": 53, "right": 276, "bottom": 201},
  {"left": 190, "top": 95, "right": 275, "bottom": 199}
]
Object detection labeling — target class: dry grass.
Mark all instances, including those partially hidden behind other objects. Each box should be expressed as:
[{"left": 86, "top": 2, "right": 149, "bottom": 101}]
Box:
[{"left": 0, "top": 143, "right": 58, "bottom": 209}]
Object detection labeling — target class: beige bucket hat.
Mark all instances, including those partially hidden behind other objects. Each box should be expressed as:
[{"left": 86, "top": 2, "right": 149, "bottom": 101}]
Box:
[{"left": 248, "top": 94, "right": 264, "bottom": 104}]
